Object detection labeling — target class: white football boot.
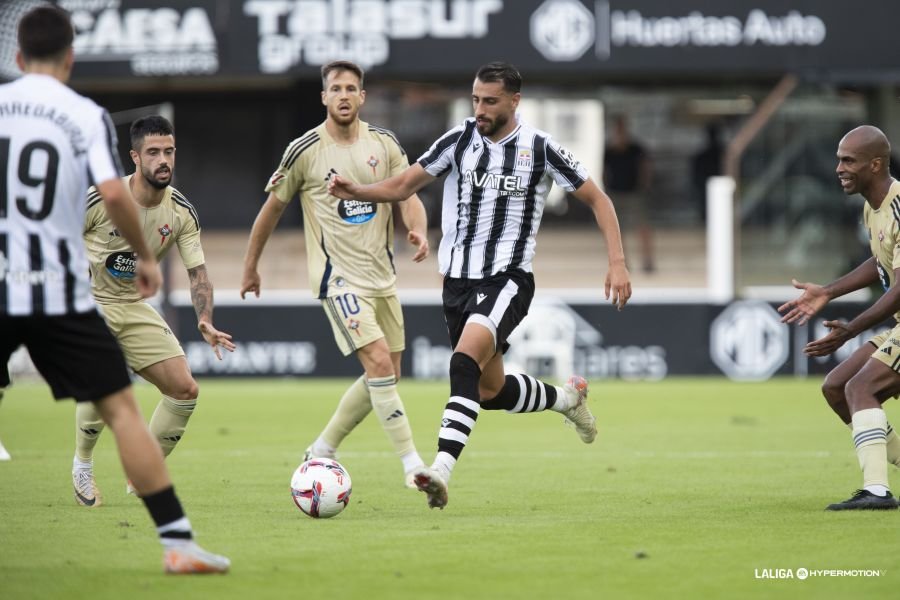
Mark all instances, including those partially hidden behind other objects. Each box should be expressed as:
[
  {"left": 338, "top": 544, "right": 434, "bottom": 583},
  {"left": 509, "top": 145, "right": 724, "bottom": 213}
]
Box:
[
  {"left": 562, "top": 376, "right": 597, "bottom": 444},
  {"left": 164, "top": 541, "right": 230, "bottom": 574}
]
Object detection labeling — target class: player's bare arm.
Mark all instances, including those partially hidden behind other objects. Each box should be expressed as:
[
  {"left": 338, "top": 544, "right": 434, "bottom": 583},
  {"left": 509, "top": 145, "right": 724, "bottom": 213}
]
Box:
[
  {"left": 188, "top": 264, "right": 235, "bottom": 360},
  {"left": 399, "top": 194, "right": 429, "bottom": 262},
  {"left": 779, "top": 257, "right": 879, "bottom": 325},
  {"left": 241, "top": 192, "right": 288, "bottom": 299},
  {"left": 804, "top": 264, "right": 900, "bottom": 357},
  {"left": 571, "top": 178, "right": 631, "bottom": 310},
  {"left": 95, "top": 177, "right": 161, "bottom": 297},
  {"left": 328, "top": 163, "right": 435, "bottom": 204}
]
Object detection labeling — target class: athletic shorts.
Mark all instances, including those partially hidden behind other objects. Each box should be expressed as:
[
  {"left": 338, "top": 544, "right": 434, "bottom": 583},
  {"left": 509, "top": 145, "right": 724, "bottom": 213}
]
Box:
[
  {"left": 97, "top": 302, "right": 184, "bottom": 371},
  {"left": 0, "top": 311, "right": 131, "bottom": 402},
  {"left": 321, "top": 292, "right": 405, "bottom": 357},
  {"left": 869, "top": 326, "right": 900, "bottom": 372},
  {"left": 442, "top": 268, "right": 535, "bottom": 354}
]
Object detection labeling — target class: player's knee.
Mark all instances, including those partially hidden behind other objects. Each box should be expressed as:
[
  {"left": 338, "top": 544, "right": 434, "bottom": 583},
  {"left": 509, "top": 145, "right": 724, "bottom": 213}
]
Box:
[
  {"left": 359, "top": 344, "right": 395, "bottom": 378},
  {"left": 844, "top": 373, "right": 871, "bottom": 408},
  {"left": 449, "top": 351, "right": 480, "bottom": 377},
  {"left": 821, "top": 374, "right": 846, "bottom": 406},
  {"left": 169, "top": 379, "right": 199, "bottom": 401},
  {"left": 371, "top": 359, "right": 395, "bottom": 378},
  {"left": 479, "top": 381, "right": 503, "bottom": 401},
  {"left": 449, "top": 353, "right": 481, "bottom": 397}
]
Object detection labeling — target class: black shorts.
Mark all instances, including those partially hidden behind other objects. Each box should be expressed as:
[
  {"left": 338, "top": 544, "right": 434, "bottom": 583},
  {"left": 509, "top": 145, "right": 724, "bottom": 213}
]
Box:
[
  {"left": 442, "top": 269, "right": 535, "bottom": 354},
  {"left": 0, "top": 311, "right": 132, "bottom": 402}
]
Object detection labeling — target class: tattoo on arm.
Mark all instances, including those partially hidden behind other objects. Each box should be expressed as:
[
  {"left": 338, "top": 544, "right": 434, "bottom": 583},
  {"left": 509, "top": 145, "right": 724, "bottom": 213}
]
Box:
[{"left": 188, "top": 264, "right": 213, "bottom": 323}]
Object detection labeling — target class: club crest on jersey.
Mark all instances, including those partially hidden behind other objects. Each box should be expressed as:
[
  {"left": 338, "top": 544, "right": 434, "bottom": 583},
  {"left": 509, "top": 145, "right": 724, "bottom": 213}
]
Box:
[
  {"left": 367, "top": 155, "right": 379, "bottom": 175},
  {"left": 338, "top": 199, "right": 376, "bottom": 224},
  {"left": 879, "top": 230, "right": 885, "bottom": 242},
  {"left": 158, "top": 224, "right": 172, "bottom": 245},
  {"left": 517, "top": 149, "right": 532, "bottom": 168},
  {"left": 348, "top": 318, "right": 361, "bottom": 335}
]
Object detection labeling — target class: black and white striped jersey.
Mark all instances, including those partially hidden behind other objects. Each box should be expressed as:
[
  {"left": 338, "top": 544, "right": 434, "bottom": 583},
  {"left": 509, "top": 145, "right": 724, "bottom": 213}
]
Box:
[
  {"left": 0, "top": 74, "right": 123, "bottom": 316},
  {"left": 418, "top": 116, "right": 588, "bottom": 279}
]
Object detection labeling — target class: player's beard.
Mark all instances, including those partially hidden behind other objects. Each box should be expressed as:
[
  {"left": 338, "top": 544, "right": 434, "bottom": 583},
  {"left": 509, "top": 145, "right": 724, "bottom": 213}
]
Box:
[
  {"left": 142, "top": 165, "right": 171, "bottom": 190},
  {"left": 329, "top": 104, "right": 358, "bottom": 127},
  {"left": 476, "top": 113, "right": 509, "bottom": 137}
]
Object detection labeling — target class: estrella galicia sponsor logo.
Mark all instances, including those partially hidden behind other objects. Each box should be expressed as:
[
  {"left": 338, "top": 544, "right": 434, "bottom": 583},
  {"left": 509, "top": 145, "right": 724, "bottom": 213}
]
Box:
[
  {"left": 105, "top": 251, "right": 137, "bottom": 280},
  {"left": 338, "top": 199, "right": 376, "bottom": 224},
  {"left": 463, "top": 169, "right": 526, "bottom": 197}
]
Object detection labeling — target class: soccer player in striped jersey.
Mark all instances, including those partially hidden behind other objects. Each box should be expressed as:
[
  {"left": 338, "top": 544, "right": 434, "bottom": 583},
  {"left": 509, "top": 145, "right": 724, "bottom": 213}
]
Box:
[
  {"left": 0, "top": 6, "right": 228, "bottom": 572},
  {"left": 74, "top": 115, "right": 235, "bottom": 506},
  {"left": 779, "top": 125, "right": 900, "bottom": 511},
  {"left": 329, "top": 62, "right": 632, "bottom": 509},
  {"left": 241, "top": 60, "right": 429, "bottom": 488}
]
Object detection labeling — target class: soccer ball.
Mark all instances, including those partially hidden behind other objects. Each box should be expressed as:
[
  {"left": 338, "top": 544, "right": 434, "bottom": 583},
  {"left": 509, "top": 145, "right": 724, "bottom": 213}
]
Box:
[{"left": 290, "top": 458, "right": 352, "bottom": 518}]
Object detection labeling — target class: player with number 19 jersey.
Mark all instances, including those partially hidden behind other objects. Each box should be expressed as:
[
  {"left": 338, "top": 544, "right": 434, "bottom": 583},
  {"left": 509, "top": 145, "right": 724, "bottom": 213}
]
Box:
[{"left": 0, "top": 73, "right": 122, "bottom": 316}]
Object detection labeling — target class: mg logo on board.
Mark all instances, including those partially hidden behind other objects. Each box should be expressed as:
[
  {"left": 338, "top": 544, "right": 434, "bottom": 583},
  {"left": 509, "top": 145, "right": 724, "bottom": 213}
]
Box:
[
  {"left": 529, "top": 0, "right": 595, "bottom": 61},
  {"left": 710, "top": 300, "right": 789, "bottom": 381}
]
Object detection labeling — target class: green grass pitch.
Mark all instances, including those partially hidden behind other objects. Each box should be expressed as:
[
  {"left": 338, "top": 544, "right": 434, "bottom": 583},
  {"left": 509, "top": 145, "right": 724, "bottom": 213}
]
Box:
[{"left": 1, "top": 377, "right": 898, "bottom": 599}]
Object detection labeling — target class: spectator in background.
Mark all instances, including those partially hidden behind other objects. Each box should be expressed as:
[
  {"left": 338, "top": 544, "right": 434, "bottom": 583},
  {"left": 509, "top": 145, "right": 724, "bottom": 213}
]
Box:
[
  {"left": 691, "top": 123, "right": 725, "bottom": 223},
  {"left": 604, "top": 115, "right": 655, "bottom": 273}
]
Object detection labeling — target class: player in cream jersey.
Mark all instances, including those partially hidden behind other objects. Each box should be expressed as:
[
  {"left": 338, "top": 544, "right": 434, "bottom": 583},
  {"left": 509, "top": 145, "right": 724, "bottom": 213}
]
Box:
[
  {"left": 266, "top": 120, "right": 406, "bottom": 298},
  {"left": 780, "top": 126, "right": 900, "bottom": 511},
  {"left": 73, "top": 116, "right": 235, "bottom": 507},
  {"left": 864, "top": 180, "right": 900, "bottom": 309},
  {"left": 84, "top": 177, "right": 203, "bottom": 304},
  {"left": 242, "top": 60, "right": 428, "bottom": 487}
]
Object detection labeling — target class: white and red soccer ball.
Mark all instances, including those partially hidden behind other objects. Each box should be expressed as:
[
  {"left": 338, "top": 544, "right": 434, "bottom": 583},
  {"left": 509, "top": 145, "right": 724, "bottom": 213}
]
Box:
[{"left": 290, "top": 458, "right": 352, "bottom": 518}]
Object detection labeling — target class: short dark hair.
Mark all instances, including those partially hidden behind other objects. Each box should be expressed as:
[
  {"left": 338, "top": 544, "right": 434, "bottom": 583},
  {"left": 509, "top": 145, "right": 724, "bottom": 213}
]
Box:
[
  {"left": 18, "top": 6, "right": 74, "bottom": 62},
  {"left": 130, "top": 116, "right": 175, "bottom": 151},
  {"left": 475, "top": 62, "right": 522, "bottom": 94},
  {"left": 321, "top": 60, "right": 364, "bottom": 90}
]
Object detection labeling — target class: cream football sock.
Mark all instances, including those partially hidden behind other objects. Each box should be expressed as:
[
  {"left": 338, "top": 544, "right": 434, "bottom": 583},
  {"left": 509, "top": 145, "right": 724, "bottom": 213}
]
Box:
[
  {"left": 313, "top": 375, "right": 372, "bottom": 455},
  {"left": 75, "top": 401, "right": 106, "bottom": 462},
  {"left": 367, "top": 375, "right": 424, "bottom": 473},
  {"left": 851, "top": 408, "right": 890, "bottom": 495},
  {"left": 148, "top": 395, "right": 196, "bottom": 458}
]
